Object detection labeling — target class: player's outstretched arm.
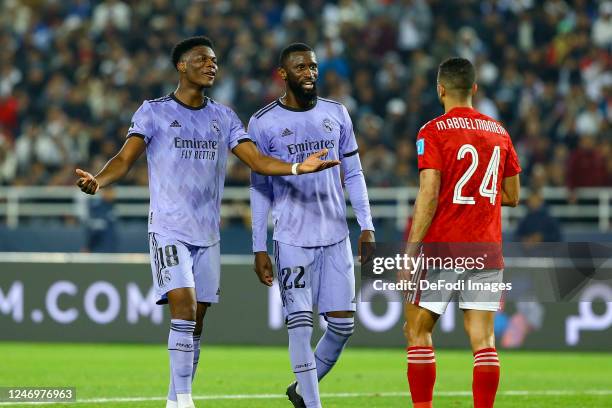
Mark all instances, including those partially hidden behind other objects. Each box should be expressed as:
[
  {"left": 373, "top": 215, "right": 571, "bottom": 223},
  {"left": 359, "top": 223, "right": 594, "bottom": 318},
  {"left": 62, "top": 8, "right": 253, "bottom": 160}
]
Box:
[
  {"left": 75, "top": 136, "right": 146, "bottom": 195},
  {"left": 232, "top": 140, "right": 339, "bottom": 176},
  {"left": 501, "top": 174, "right": 520, "bottom": 207}
]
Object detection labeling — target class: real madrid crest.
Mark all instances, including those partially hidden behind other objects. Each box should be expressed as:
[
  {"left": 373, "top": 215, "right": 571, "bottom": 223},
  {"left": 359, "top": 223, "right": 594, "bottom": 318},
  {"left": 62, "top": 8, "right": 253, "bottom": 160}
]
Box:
[
  {"left": 162, "top": 269, "right": 172, "bottom": 287},
  {"left": 322, "top": 118, "right": 333, "bottom": 133},
  {"left": 211, "top": 119, "right": 221, "bottom": 135}
]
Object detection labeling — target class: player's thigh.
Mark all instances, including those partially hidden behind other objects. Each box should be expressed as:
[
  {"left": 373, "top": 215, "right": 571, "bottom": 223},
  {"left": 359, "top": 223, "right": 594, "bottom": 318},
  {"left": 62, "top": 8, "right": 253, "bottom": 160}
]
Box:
[
  {"left": 460, "top": 269, "right": 502, "bottom": 350},
  {"left": 319, "top": 238, "right": 356, "bottom": 315},
  {"left": 459, "top": 269, "right": 503, "bottom": 313},
  {"left": 407, "top": 268, "right": 458, "bottom": 316},
  {"left": 192, "top": 241, "right": 221, "bottom": 304},
  {"left": 274, "top": 241, "right": 316, "bottom": 317},
  {"left": 148, "top": 233, "right": 195, "bottom": 305},
  {"left": 167, "top": 287, "right": 197, "bottom": 320}
]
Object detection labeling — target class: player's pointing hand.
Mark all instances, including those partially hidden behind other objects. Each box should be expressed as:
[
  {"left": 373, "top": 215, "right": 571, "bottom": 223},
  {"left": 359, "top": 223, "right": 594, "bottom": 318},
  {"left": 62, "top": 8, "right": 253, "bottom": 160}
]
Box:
[
  {"left": 75, "top": 168, "right": 99, "bottom": 195},
  {"left": 297, "top": 149, "right": 340, "bottom": 174}
]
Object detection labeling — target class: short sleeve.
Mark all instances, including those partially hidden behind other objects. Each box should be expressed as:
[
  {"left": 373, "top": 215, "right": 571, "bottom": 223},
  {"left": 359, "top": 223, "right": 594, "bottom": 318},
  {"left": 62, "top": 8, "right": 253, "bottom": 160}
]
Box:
[
  {"left": 227, "top": 108, "right": 251, "bottom": 150},
  {"left": 247, "top": 115, "right": 269, "bottom": 154},
  {"left": 416, "top": 127, "right": 442, "bottom": 171},
  {"left": 127, "top": 101, "right": 155, "bottom": 144},
  {"left": 503, "top": 136, "right": 522, "bottom": 177},
  {"left": 339, "top": 105, "right": 358, "bottom": 158}
]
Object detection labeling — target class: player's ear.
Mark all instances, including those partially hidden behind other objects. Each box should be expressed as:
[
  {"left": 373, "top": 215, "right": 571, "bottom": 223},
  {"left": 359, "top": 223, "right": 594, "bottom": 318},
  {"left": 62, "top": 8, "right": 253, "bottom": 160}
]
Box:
[
  {"left": 178, "top": 60, "right": 187, "bottom": 73},
  {"left": 277, "top": 66, "right": 287, "bottom": 81},
  {"left": 437, "top": 83, "right": 445, "bottom": 99},
  {"left": 471, "top": 83, "right": 478, "bottom": 96}
]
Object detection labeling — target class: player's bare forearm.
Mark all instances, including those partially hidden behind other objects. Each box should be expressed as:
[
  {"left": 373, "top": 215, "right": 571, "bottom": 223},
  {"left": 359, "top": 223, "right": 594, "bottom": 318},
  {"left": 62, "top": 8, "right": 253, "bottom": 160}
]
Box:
[
  {"left": 94, "top": 156, "right": 132, "bottom": 188},
  {"left": 76, "top": 136, "right": 145, "bottom": 194},
  {"left": 407, "top": 169, "right": 441, "bottom": 245},
  {"left": 501, "top": 174, "right": 520, "bottom": 207},
  {"left": 501, "top": 191, "right": 517, "bottom": 207},
  {"left": 233, "top": 141, "right": 339, "bottom": 175},
  {"left": 233, "top": 141, "right": 292, "bottom": 175},
  {"left": 358, "top": 230, "right": 376, "bottom": 264}
]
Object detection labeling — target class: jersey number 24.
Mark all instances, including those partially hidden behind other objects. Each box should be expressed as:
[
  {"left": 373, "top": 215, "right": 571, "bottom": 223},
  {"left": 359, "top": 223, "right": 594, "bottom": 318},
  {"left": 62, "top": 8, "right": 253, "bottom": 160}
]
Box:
[{"left": 453, "top": 144, "right": 500, "bottom": 205}]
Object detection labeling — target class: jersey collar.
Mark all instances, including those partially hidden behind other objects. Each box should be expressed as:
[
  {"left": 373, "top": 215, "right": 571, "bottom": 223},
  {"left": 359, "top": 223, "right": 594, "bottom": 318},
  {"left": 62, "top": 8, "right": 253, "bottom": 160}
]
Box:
[
  {"left": 277, "top": 97, "right": 318, "bottom": 112},
  {"left": 447, "top": 106, "right": 475, "bottom": 115},
  {"left": 170, "top": 93, "right": 208, "bottom": 110}
]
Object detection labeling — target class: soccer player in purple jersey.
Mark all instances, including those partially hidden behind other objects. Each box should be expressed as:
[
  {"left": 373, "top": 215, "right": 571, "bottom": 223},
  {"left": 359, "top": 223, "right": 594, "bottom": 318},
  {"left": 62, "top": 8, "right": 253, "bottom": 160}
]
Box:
[
  {"left": 249, "top": 43, "right": 375, "bottom": 408},
  {"left": 75, "top": 37, "right": 339, "bottom": 408}
]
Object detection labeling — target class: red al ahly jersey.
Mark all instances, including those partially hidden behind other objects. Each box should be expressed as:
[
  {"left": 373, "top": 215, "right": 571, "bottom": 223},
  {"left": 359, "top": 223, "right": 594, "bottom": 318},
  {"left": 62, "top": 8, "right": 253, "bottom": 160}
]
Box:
[{"left": 417, "top": 107, "right": 521, "bottom": 243}]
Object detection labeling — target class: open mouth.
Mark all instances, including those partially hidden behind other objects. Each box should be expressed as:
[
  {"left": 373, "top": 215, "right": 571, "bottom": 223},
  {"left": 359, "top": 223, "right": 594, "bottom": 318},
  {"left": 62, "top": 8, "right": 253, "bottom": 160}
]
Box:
[
  {"left": 302, "top": 81, "right": 315, "bottom": 90},
  {"left": 202, "top": 72, "right": 216, "bottom": 80}
]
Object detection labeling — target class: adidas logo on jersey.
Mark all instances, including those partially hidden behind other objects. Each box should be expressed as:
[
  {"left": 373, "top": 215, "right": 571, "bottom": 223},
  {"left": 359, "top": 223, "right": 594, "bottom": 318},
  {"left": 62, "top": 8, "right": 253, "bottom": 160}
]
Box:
[
  {"left": 170, "top": 120, "right": 181, "bottom": 127},
  {"left": 280, "top": 128, "right": 293, "bottom": 137}
]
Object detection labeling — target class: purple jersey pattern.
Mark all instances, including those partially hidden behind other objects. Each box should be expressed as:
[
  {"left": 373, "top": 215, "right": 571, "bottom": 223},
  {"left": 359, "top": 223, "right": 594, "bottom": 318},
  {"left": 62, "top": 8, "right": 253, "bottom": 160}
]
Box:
[
  {"left": 250, "top": 98, "right": 370, "bottom": 248},
  {"left": 127, "top": 94, "right": 249, "bottom": 246}
]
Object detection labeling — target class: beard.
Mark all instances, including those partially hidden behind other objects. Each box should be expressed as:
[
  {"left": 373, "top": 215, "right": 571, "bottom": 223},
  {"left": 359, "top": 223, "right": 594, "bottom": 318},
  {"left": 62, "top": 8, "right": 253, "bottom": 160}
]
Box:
[{"left": 287, "top": 77, "right": 317, "bottom": 102}]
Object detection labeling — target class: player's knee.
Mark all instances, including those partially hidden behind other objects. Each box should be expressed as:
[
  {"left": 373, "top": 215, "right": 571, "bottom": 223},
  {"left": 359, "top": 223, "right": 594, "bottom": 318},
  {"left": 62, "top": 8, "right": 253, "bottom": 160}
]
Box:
[
  {"left": 173, "top": 303, "right": 197, "bottom": 321},
  {"left": 404, "top": 321, "right": 433, "bottom": 346},
  {"left": 286, "top": 311, "right": 314, "bottom": 344},
  {"left": 326, "top": 317, "right": 354, "bottom": 339},
  {"left": 465, "top": 327, "right": 495, "bottom": 351}
]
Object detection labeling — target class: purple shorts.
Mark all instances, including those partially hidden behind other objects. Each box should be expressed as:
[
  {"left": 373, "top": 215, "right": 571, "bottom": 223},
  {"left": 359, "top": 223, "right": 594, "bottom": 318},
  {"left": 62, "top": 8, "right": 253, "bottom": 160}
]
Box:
[
  {"left": 149, "top": 233, "right": 220, "bottom": 305},
  {"left": 274, "top": 237, "right": 356, "bottom": 319}
]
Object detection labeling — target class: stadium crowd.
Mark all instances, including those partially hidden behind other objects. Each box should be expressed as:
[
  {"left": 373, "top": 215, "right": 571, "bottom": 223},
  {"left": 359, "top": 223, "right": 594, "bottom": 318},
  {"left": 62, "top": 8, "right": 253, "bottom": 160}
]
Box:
[{"left": 0, "top": 0, "right": 610, "bottom": 192}]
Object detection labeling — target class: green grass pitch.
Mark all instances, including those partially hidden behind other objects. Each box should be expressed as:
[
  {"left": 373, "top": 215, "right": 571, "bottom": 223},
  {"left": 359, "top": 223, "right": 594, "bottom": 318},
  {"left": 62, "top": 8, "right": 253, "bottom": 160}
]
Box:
[{"left": 0, "top": 343, "right": 611, "bottom": 407}]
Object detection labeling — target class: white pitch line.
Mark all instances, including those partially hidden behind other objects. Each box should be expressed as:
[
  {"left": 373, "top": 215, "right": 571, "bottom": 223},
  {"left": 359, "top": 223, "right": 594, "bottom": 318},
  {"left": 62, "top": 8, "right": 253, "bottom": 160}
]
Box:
[{"left": 1, "top": 390, "right": 611, "bottom": 406}]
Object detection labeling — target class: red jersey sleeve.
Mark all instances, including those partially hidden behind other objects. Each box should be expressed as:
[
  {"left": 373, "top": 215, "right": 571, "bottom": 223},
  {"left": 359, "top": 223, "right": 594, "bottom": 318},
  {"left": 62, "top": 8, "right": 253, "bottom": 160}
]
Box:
[
  {"left": 503, "top": 136, "right": 521, "bottom": 177},
  {"left": 417, "top": 127, "right": 442, "bottom": 171}
]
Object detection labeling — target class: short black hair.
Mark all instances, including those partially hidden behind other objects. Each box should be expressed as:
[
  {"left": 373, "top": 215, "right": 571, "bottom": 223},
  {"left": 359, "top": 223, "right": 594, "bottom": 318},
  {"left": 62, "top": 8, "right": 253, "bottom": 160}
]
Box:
[
  {"left": 279, "top": 43, "right": 314, "bottom": 67},
  {"left": 171, "top": 36, "right": 215, "bottom": 70},
  {"left": 437, "top": 57, "right": 476, "bottom": 96}
]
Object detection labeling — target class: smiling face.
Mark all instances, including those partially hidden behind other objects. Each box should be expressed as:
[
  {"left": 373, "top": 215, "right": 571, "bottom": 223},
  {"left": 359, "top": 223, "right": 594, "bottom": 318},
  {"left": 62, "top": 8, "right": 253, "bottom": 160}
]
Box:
[
  {"left": 279, "top": 51, "right": 318, "bottom": 100},
  {"left": 177, "top": 45, "right": 218, "bottom": 88}
]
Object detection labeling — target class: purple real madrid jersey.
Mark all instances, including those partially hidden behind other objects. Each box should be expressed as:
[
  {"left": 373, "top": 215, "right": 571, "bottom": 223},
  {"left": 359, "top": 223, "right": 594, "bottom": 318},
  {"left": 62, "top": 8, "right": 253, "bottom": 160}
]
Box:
[
  {"left": 127, "top": 94, "right": 250, "bottom": 246},
  {"left": 249, "top": 98, "right": 360, "bottom": 247}
]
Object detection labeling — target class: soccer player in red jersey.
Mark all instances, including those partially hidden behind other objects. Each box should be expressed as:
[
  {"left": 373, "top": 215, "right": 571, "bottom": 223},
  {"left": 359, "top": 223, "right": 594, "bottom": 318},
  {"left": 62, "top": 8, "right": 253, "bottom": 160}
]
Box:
[{"left": 403, "top": 58, "right": 521, "bottom": 408}]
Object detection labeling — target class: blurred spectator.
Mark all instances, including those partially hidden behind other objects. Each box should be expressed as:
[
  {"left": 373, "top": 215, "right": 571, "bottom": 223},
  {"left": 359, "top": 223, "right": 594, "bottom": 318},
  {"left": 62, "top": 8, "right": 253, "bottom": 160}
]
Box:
[
  {"left": 516, "top": 190, "right": 563, "bottom": 242},
  {"left": 0, "top": 136, "right": 16, "bottom": 185},
  {"left": 83, "top": 186, "right": 118, "bottom": 253},
  {"left": 91, "top": 0, "right": 131, "bottom": 34},
  {"left": 0, "top": 0, "right": 608, "bottom": 192},
  {"left": 566, "top": 135, "right": 608, "bottom": 192},
  {"left": 592, "top": 1, "right": 612, "bottom": 48}
]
